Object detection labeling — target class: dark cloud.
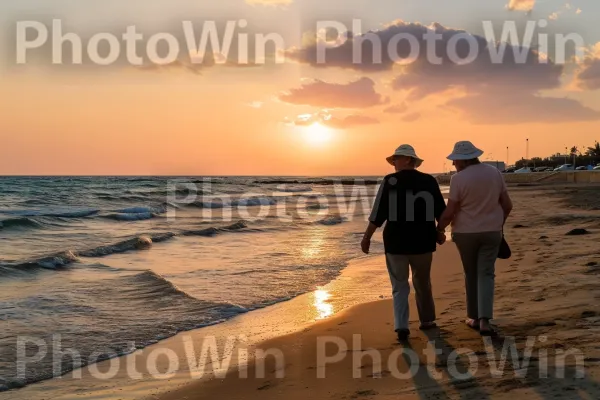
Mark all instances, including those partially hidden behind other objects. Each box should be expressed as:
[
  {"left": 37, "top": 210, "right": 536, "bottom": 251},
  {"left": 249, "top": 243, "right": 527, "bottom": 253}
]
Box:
[
  {"left": 279, "top": 77, "right": 389, "bottom": 108},
  {"left": 575, "top": 48, "right": 600, "bottom": 91},
  {"left": 391, "top": 54, "right": 561, "bottom": 101},
  {"left": 285, "top": 20, "right": 553, "bottom": 76},
  {"left": 285, "top": 19, "right": 599, "bottom": 124}
]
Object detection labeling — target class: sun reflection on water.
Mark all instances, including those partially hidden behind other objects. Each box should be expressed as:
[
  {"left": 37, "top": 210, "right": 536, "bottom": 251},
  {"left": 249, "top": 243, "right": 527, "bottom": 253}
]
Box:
[{"left": 313, "top": 289, "right": 333, "bottom": 320}]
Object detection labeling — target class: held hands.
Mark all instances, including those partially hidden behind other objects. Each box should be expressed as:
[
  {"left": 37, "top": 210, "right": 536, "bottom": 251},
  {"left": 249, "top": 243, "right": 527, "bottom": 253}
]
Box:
[{"left": 436, "top": 231, "right": 447, "bottom": 245}]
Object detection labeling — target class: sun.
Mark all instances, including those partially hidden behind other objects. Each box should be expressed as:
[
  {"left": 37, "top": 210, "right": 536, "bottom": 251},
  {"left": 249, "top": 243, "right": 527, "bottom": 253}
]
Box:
[{"left": 304, "top": 123, "right": 333, "bottom": 145}]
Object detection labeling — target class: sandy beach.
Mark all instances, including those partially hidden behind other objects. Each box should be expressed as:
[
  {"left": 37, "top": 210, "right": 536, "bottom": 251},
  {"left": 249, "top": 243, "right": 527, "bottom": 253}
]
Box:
[
  {"left": 2, "top": 183, "right": 600, "bottom": 400},
  {"left": 151, "top": 184, "right": 600, "bottom": 400}
]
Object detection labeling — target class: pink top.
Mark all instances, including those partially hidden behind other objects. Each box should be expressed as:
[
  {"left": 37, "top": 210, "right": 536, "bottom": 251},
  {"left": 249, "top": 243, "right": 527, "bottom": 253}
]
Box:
[{"left": 449, "top": 163, "right": 507, "bottom": 233}]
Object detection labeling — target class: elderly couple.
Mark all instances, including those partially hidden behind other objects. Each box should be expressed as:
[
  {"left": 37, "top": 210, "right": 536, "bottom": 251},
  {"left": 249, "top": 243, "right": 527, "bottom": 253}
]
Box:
[{"left": 361, "top": 141, "right": 513, "bottom": 342}]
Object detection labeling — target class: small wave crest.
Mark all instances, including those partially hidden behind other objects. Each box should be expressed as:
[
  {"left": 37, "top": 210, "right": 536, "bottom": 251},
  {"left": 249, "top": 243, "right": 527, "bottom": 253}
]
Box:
[
  {"left": 183, "top": 221, "right": 248, "bottom": 236},
  {"left": 191, "top": 197, "right": 277, "bottom": 209},
  {"left": 275, "top": 185, "right": 313, "bottom": 193},
  {"left": 115, "top": 207, "right": 163, "bottom": 214},
  {"left": 79, "top": 235, "right": 155, "bottom": 257},
  {"left": 103, "top": 212, "right": 156, "bottom": 221},
  {"left": 0, "top": 217, "right": 41, "bottom": 230},
  {"left": 2, "top": 251, "right": 80, "bottom": 273},
  {"left": 316, "top": 216, "right": 347, "bottom": 226}
]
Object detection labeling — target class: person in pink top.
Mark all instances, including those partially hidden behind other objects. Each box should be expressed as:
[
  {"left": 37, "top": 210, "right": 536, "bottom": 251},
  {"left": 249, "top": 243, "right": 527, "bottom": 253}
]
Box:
[{"left": 437, "top": 141, "right": 513, "bottom": 336}]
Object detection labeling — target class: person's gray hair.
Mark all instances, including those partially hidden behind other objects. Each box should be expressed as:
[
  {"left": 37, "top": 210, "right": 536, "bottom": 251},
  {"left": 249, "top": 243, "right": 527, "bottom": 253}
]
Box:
[{"left": 462, "top": 158, "right": 481, "bottom": 166}]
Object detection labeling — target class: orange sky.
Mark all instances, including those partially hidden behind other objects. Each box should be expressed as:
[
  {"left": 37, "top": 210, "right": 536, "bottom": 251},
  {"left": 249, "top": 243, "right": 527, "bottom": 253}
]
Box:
[{"left": 1, "top": 0, "right": 599, "bottom": 175}]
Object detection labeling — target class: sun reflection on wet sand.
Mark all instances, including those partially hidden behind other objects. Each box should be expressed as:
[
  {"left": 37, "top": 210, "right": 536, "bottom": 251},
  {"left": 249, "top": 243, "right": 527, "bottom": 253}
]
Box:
[
  {"left": 313, "top": 289, "right": 333, "bottom": 320},
  {"left": 301, "top": 230, "right": 326, "bottom": 259}
]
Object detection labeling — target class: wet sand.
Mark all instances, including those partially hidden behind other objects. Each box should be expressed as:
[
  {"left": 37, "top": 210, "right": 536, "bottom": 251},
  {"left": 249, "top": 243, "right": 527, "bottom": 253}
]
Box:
[
  {"left": 153, "top": 184, "right": 600, "bottom": 400},
  {"left": 4, "top": 184, "right": 600, "bottom": 400}
]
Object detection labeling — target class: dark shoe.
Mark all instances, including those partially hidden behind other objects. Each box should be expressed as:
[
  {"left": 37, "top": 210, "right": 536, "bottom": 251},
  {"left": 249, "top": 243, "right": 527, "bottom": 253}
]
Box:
[
  {"left": 419, "top": 322, "right": 437, "bottom": 330},
  {"left": 396, "top": 329, "right": 410, "bottom": 342},
  {"left": 480, "top": 328, "right": 499, "bottom": 337},
  {"left": 465, "top": 319, "right": 480, "bottom": 331}
]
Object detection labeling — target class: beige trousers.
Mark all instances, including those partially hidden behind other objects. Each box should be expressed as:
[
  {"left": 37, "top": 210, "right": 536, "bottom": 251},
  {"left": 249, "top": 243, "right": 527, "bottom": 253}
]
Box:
[{"left": 385, "top": 253, "right": 436, "bottom": 331}]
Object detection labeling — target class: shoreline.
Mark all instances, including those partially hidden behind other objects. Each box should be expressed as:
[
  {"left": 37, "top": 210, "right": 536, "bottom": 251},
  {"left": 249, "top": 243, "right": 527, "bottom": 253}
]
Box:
[
  {"left": 3, "top": 184, "right": 600, "bottom": 399},
  {"left": 153, "top": 243, "right": 472, "bottom": 400},
  {"left": 153, "top": 184, "right": 600, "bottom": 400},
  {"left": 1, "top": 249, "right": 394, "bottom": 400}
]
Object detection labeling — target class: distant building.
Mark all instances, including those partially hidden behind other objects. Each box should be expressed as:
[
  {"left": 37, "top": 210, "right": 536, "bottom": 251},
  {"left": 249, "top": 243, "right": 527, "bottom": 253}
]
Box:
[{"left": 482, "top": 161, "right": 506, "bottom": 171}]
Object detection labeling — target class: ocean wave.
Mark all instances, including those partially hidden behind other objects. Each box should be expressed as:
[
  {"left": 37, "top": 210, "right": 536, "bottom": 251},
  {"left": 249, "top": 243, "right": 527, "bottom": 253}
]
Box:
[
  {"left": 115, "top": 207, "right": 161, "bottom": 214},
  {"left": 316, "top": 216, "right": 347, "bottom": 226},
  {"left": 0, "top": 209, "right": 99, "bottom": 218},
  {"left": 124, "top": 270, "right": 195, "bottom": 299},
  {"left": 253, "top": 179, "right": 381, "bottom": 186},
  {"left": 234, "top": 197, "right": 277, "bottom": 206},
  {"left": 103, "top": 212, "right": 156, "bottom": 221},
  {"left": 0, "top": 266, "right": 251, "bottom": 389},
  {"left": 276, "top": 185, "right": 313, "bottom": 193},
  {"left": 79, "top": 235, "right": 155, "bottom": 257},
  {"left": 191, "top": 197, "right": 277, "bottom": 208},
  {"left": 191, "top": 200, "right": 232, "bottom": 209},
  {"left": 4, "top": 250, "right": 80, "bottom": 272},
  {"left": 0, "top": 217, "right": 41, "bottom": 230},
  {"left": 0, "top": 222, "right": 249, "bottom": 277},
  {"left": 183, "top": 221, "right": 248, "bottom": 236}
]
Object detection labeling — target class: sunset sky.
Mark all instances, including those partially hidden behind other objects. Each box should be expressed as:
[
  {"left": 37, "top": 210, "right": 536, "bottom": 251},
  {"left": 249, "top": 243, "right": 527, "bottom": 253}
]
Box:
[{"left": 1, "top": 0, "right": 599, "bottom": 175}]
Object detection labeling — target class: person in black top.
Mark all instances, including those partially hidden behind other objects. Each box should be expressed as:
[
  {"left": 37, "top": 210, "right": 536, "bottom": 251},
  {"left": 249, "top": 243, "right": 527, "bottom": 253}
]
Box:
[{"left": 361, "top": 144, "right": 447, "bottom": 341}]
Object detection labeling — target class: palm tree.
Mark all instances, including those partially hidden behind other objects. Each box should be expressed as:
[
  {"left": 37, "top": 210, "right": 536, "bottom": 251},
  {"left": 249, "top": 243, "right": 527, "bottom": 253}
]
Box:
[
  {"left": 586, "top": 141, "right": 600, "bottom": 157},
  {"left": 570, "top": 146, "right": 579, "bottom": 156}
]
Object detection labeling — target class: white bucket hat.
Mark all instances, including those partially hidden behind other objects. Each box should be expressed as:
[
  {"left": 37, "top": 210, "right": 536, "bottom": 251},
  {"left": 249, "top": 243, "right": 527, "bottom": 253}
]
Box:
[
  {"left": 447, "top": 141, "right": 484, "bottom": 161},
  {"left": 386, "top": 144, "right": 424, "bottom": 168}
]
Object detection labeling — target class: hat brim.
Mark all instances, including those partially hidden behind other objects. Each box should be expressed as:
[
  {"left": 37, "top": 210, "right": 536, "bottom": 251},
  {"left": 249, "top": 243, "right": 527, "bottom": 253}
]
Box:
[
  {"left": 386, "top": 155, "right": 424, "bottom": 168},
  {"left": 446, "top": 149, "right": 484, "bottom": 161}
]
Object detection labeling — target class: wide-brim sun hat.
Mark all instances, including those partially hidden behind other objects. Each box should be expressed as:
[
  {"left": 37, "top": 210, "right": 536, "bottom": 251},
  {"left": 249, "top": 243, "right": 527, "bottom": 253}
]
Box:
[
  {"left": 386, "top": 144, "right": 424, "bottom": 168},
  {"left": 447, "top": 141, "right": 484, "bottom": 161}
]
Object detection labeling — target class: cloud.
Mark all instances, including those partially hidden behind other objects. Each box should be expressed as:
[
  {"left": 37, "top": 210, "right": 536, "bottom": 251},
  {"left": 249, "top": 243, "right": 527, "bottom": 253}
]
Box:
[
  {"left": 246, "top": 0, "right": 292, "bottom": 5},
  {"left": 401, "top": 112, "right": 422, "bottom": 122},
  {"left": 135, "top": 51, "right": 265, "bottom": 74},
  {"left": 507, "top": 0, "right": 535, "bottom": 11},
  {"left": 286, "top": 20, "right": 554, "bottom": 76},
  {"left": 574, "top": 44, "right": 600, "bottom": 91},
  {"left": 446, "top": 94, "right": 600, "bottom": 124},
  {"left": 383, "top": 102, "right": 409, "bottom": 114},
  {"left": 279, "top": 77, "right": 389, "bottom": 108},
  {"left": 286, "top": 110, "right": 379, "bottom": 129},
  {"left": 286, "top": 20, "right": 596, "bottom": 124},
  {"left": 246, "top": 101, "right": 264, "bottom": 109},
  {"left": 135, "top": 59, "right": 207, "bottom": 75},
  {"left": 287, "top": 21, "right": 432, "bottom": 72},
  {"left": 324, "top": 114, "right": 380, "bottom": 128}
]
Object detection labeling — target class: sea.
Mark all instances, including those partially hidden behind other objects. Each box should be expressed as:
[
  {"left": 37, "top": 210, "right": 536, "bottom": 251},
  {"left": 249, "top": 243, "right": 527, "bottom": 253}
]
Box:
[{"left": 0, "top": 176, "right": 397, "bottom": 391}]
